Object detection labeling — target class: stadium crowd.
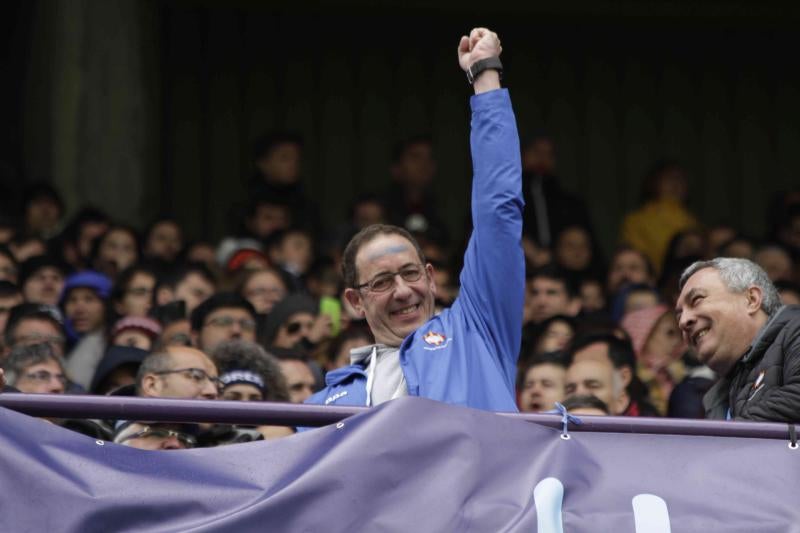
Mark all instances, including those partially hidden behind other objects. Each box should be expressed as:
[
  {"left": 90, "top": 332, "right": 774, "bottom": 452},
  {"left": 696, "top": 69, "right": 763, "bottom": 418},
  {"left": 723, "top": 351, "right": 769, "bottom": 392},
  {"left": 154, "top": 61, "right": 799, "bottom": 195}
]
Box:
[{"left": 1, "top": 111, "right": 800, "bottom": 450}]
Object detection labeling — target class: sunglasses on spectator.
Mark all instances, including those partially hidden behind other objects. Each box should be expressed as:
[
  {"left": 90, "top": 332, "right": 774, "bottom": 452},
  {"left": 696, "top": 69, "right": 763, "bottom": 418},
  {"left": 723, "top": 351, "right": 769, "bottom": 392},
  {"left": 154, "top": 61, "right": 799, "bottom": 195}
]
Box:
[
  {"left": 356, "top": 264, "right": 425, "bottom": 293},
  {"left": 22, "top": 370, "right": 68, "bottom": 386},
  {"left": 116, "top": 425, "right": 197, "bottom": 448},
  {"left": 285, "top": 321, "right": 314, "bottom": 335},
  {"left": 153, "top": 367, "right": 224, "bottom": 390},
  {"left": 205, "top": 316, "right": 257, "bottom": 331}
]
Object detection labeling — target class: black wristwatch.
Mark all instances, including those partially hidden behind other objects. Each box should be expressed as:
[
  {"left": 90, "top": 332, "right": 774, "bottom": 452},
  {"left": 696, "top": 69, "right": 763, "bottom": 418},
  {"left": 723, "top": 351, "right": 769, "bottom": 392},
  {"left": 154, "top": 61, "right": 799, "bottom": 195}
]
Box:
[{"left": 466, "top": 57, "right": 503, "bottom": 85}]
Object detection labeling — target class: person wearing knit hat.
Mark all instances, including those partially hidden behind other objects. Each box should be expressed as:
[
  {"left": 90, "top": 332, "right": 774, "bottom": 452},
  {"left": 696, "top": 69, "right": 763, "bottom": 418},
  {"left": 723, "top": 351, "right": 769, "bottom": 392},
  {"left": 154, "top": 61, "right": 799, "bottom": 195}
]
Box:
[
  {"left": 621, "top": 304, "right": 687, "bottom": 415},
  {"left": 260, "top": 293, "right": 331, "bottom": 352},
  {"left": 210, "top": 339, "right": 289, "bottom": 403},
  {"left": 90, "top": 345, "right": 150, "bottom": 394},
  {"left": 109, "top": 316, "right": 162, "bottom": 352},
  {"left": 60, "top": 270, "right": 112, "bottom": 389}
]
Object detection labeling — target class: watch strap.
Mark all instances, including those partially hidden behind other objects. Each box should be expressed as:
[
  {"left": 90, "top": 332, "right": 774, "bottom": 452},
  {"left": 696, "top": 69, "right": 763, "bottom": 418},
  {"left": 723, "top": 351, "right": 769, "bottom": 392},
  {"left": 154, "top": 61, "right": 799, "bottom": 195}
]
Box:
[{"left": 467, "top": 56, "right": 503, "bottom": 85}]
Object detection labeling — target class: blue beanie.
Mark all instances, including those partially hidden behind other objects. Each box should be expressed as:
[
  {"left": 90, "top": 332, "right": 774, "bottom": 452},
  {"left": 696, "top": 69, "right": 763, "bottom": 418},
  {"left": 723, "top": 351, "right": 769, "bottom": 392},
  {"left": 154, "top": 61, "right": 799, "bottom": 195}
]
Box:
[{"left": 59, "top": 270, "right": 112, "bottom": 306}]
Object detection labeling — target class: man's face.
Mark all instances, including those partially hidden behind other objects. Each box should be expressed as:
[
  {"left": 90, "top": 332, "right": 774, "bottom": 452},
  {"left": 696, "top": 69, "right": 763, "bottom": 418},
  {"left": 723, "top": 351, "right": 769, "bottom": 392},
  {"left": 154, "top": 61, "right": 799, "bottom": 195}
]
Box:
[
  {"left": 608, "top": 250, "right": 651, "bottom": 293},
  {"left": 146, "top": 221, "right": 182, "bottom": 262},
  {"left": 22, "top": 267, "right": 64, "bottom": 306},
  {"left": 174, "top": 272, "right": 215, "bottom": 315},
  {"left": 197, "top": 307, "right": 256, "bottom": 351},
  {"left": 116, "top": 272, "right": 155, "bottom": 317},
  {"left": 393, "top": 142, "right": 435, "bottom": 189},
  {"left": 14, "top": 359, "right": 66, "bottom": 394},
  {"left": 565, "top": 359, "right": 621, "bottom": 414},
  {"left": 518, "top": 363, "right": 566, "bottom": 412},
  {"left": 98, "top": 229, "right": 138, "bottom": 276},
  {"left": 272, "top": 312, "right": 315, "bottom": 349},
  {"left": 64, "top": 288, "right": 105, "bottom": 334},
  {"left": 9, "top": 318, "right": 65, "bottom": 357},
  {"left": 676, "top": 268, "right": 762, "bottom": 375},
  {"left": 257, "top": 143, "right": 302, "bottom": 185},
  {"left": 522, "top": 138, "right": 556, "bottom": 175},
  {"left": 344, "top": 234, "right": 436, "bottom": 347},
  {"left": 25, "top": 197, "right": 62, "bottom": 234},
  {"left": 280, "top": 359, "right": 315, "bottom": 403},
  {"left": 555, "top": 227, "right": 591, "bottom": 271},
  {"left": 141, "top": 346, "right": 218, "bottom": 400},
  {"left": 528, "top": 277, "right": 573, "bottom": 324},
  {"left": 243, "top": 270, "right": 287, "bottom": 315}
]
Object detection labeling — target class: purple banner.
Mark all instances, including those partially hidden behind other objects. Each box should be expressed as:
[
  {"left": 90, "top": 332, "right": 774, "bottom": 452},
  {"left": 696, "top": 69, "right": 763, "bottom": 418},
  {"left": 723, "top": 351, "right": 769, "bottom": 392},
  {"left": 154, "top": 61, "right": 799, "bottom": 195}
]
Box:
[{"left": 1, "top": 397, "right": 799, "bottom": 532}]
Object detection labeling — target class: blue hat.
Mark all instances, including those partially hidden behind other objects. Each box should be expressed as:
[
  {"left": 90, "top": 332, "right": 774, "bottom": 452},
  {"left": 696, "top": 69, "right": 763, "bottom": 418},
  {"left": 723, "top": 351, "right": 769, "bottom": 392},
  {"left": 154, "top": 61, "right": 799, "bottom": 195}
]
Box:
[{"left": 59, "top": 270, "right": 112, "bottom": 306}]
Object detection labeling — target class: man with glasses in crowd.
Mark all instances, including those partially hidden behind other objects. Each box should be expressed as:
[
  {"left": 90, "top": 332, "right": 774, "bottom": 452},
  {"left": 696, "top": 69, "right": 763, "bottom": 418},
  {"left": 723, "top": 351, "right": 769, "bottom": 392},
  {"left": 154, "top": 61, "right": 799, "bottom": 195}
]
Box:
[
  {"left": 2, "top": 343, "right": 68, "bottom": 394},
  {"left": 136, "top": 346, "right": 220, "bottom": 400},
  {"left": 190, "top": 292, "right": 258, "bottom": 352},
  {"left": 306, "top": 28, "right": 524, "bottom": 411}
]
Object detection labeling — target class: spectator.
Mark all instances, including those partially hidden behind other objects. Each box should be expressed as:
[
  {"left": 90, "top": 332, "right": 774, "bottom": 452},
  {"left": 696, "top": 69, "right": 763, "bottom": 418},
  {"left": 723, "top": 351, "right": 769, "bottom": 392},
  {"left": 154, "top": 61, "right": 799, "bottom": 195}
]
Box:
[
  {"left": 517, "top": 352, "right": 567, "bottom": 413},
  {"left": 190, "top": 292, "right": 257, "bottom": 352},
  {"left": 150, "top": 301, "right": 192, "bottom": 349},
  {"left": 621, "top": 304, "right": 687, "bottom": 415},
  {"left": 211, "top": 339, "right": 293, "bottom": 440},
  {"left": 110, "top": 264, "right": 158, "bottom": 319},
  {"left": 90, "top": 226, "right": 140, "bottom": 280},
  {"left": 607, "top": 246, "right": 655, "bottom": 296},
  {"left": 676, "top": 257, "right": 798, "bottom": 421},
  {"left": 520, "top": 133, "right": 593, "bottom": 258},
  {"left": 278, "top": 355, "right": 316, "bottom": 403},
  {"left": 3, "top": 342, "right": 67, "bottom": 394},
  {"left": 753, "top": 243, "right": 794, "bottom": 283},
  {"left": 89, "top": 345, "right": 150, "bottom": 395},
  {"left": 143, "top": 218, "right": 184, "bottom": 265},
  {"left": 60, "top": 270, "right": 112, "bottom": 389},
  {"left": 527, "top": 315, "right": 576, "bottom": 358},
  {"left": 136, "top": 346, "right": 219, "bottom": 400},
  {"left": 18, "top": 255, "right": 68, "bottom": 306},
  {"left": 3, "top": 303, "right": 66, "bottom": 359},
  {"left": 381, "top": 136, "right": 450, "bottom": 247},
  {"left": 325, "top": 324, "right": 374, "bottom": 372},
  {"left": 21, "top": 182, "right": 64, "bottom": 240},
  {"left": 261, "top": 294, "right": 331, "bottom": 352},
  {"left": 524, "top": 264, "right": 580, "bottom": 327},
  {"left": 154, "top": 262, "right": 216, "bottom": 316},
  {"left": 621, "top": 159, "right": 699, "bottom": 273},
  {"left": 717, "top": 235, "right": 755, "bottom": 259},
  {"left": 566, "top": 333, "right": 659, "bottom": 417},
  {"left": 109, "top": 316, "right": 162, "bottom": 352},
  {"left": 564, "top": 357, "right": 624, "bottom": 415},
  {"left": 57, "top": 207, "right": 110, "bottom": 270},
  {"left": 776, "top": 281, "right": 800, "bottom": 306},
  {"left": 265, "top": 228, "right": 314, "bottom": 290}
]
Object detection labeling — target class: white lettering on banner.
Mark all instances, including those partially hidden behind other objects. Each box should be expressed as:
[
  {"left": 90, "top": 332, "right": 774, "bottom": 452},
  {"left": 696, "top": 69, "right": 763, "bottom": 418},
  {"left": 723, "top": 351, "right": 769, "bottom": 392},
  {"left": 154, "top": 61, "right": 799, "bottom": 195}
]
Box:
[
  {"left": 533, "top": 478, "right": 672, "bottom": 533},
  {"left": 324, "top": 391, "right": 348, "bottom": 405}
]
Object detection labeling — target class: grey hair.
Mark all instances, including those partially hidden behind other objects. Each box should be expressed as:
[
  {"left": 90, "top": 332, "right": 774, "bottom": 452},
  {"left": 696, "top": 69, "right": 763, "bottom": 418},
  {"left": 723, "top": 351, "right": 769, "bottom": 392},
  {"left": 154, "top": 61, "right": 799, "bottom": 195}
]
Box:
[
  {"left": 679, "top": 257, "right": 781, "bottom": 316},
  {"left": 2, "top": 343, "right": 66, "bottom": 386}
]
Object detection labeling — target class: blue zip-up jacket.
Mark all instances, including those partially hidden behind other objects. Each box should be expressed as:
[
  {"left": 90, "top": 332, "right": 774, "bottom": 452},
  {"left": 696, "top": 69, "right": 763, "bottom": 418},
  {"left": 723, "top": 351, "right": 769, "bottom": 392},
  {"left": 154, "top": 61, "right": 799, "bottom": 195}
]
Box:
[{"left": 308, "top": 88, "right": 524, "bottom": 412}]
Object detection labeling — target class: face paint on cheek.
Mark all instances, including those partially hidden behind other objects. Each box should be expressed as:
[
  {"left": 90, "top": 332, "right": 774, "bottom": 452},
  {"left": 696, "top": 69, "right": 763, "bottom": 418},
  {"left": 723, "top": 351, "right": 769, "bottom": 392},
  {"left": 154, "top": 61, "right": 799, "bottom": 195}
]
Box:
[{"left": 367, "top": 245, "right": 411, "bottom": 261}]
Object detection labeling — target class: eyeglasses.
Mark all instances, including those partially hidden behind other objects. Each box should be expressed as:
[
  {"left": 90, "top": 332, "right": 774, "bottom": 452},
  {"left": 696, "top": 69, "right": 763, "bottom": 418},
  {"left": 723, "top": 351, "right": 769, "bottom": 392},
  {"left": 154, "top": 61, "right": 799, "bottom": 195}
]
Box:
[
  {"left": 22, "top": 370, "right": 68, "bottom": 386},
  {"left": 286, "top": 321, "right": 313, "bottom": 335},
  {"left": 14, "top": 334, "right": 66, "bottom": 348},
  {"left": 153, "top": 367, "right": 224, "bottom": 390},
  {"left": 205, "top": 316, "right": 257, "bottom": 331},
  {"left": 126, "top": 287, "right": 152, "bottom": 297},
  {"left": 355, "top": 264, "right": 426, "bottom": 293},
  {"left": 116, "top": 425, "right": 197, "bottom": 448}
]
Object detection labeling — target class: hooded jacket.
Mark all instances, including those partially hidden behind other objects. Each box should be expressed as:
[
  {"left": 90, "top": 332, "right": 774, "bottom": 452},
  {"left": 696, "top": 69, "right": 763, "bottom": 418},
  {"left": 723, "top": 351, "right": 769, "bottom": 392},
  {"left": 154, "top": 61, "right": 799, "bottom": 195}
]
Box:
[
  {"left": 307, "top": 89, "right": 524, "bottom": 413},
  {"left": 704, "top": 304, "right": 800, "bottom": 421}
]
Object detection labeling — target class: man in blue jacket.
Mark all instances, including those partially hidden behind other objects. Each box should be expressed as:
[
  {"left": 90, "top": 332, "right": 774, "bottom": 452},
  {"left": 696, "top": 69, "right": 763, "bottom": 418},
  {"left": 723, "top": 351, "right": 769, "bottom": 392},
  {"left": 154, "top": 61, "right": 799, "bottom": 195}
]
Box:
[{"left": 307, "top": 27, "right": 524, "bottom": 412}]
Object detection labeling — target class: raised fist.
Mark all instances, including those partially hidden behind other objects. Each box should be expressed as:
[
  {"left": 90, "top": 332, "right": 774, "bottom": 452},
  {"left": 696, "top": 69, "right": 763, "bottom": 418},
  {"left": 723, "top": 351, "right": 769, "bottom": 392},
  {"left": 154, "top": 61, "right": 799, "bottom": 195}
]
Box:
[{"left": 458, "top": 28, "right": 502, "bottom": 73}]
